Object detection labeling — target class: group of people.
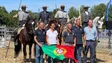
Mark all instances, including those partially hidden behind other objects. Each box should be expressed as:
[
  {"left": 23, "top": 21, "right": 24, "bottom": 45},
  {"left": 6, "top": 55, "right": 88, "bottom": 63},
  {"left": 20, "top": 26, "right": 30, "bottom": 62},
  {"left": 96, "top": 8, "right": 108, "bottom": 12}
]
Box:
[{"left": 13, "top": 4, "right": 97, "bottom": 63}]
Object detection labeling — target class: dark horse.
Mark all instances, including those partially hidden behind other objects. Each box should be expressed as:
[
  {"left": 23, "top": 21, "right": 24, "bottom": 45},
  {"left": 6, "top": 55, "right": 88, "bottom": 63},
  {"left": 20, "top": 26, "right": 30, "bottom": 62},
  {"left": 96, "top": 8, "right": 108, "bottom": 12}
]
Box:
[{"left": 14, "top": 19, "right": 35, "bottom": 62}]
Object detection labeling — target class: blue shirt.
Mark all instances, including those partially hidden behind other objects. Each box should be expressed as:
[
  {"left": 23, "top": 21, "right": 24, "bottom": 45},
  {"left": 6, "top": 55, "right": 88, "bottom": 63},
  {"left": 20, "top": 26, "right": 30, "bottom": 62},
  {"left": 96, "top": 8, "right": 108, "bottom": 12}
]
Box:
[{"left": 84, "top": 26, "right": 97, "bottom": 40}]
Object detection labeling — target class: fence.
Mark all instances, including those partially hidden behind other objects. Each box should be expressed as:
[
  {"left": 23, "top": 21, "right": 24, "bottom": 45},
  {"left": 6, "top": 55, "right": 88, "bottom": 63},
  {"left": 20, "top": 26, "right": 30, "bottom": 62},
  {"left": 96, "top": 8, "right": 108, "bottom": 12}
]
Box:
[{"left": 0, "top": 25, "right": 14, "bottom": 48}]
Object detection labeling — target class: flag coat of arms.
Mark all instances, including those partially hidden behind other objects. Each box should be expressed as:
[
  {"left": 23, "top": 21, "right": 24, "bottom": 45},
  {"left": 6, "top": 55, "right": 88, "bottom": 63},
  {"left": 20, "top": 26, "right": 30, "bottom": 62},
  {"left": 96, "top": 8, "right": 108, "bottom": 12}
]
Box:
[{"left": 42, "top": 45, "right": 78, "bottom": 62}]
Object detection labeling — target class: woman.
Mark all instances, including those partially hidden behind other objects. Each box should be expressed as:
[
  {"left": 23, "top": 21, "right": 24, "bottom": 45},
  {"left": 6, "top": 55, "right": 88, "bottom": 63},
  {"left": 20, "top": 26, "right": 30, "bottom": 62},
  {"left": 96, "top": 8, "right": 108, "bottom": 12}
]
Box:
[{"left": 46, "top": 20, "right": 59, "bottom": 63}]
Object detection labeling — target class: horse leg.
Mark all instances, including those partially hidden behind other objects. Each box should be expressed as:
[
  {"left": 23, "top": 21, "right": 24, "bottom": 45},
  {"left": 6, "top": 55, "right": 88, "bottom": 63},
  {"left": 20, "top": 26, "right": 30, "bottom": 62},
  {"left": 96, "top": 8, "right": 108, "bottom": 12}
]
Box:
[
  {"left": 29, "top": 43, "right": 33, "bottom": 62},
  {"left": 34, "top": 43, "right": 36, "bottom": 58},
  {"left": 23, "top": 44, "right": 27, "bottom": 62}
]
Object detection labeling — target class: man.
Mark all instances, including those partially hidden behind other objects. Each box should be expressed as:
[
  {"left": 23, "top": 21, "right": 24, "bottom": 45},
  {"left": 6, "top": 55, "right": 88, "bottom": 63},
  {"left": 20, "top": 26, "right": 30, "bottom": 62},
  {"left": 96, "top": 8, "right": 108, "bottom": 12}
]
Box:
[
  {"left": 72, "top": 19, "right": 86, "bottom": 63},
  {"left": 82, "top": 6, "right": 92, "bottom": 28},
  {"left": 84, "top": 20, "right": 97, "bottom": 63},
  {"left": 37, "top": 6, "right": 50, "bottom": 25},
  {"left": 55, "top": 5, "right": 69, "bottom": 26},
  {"left": 13, "top": 5, "right": 30, "bottom": 27},
  {"left": 62, "top": 23, "right": 76, "bottom": 63},
  {"left": 34, "top": 22, "right": 46, "bottom": 63},
  {"left": 13, "top": 5, "right": 30, "bottom": 46}
]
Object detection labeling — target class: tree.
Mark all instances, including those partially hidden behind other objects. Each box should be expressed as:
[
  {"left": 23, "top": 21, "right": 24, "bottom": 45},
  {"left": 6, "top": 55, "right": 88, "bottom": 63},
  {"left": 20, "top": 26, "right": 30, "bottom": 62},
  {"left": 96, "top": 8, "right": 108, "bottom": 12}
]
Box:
[
  {"left": 0, "top": 6, "right": 9, "bottom": 25},
  {"left": 51, "top": 8, "right": 60, "bottom": 19},
  {"left": 68, "top": 7, "right": 79, "bottom": 19},
  {"left": 90, "top": 3, "right": 106, "bottom": 19}
]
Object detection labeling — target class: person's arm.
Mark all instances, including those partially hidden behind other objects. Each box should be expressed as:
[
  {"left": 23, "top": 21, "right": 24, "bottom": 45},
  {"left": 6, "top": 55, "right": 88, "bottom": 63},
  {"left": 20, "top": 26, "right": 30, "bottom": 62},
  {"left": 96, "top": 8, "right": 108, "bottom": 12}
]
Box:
[
  {"left": 56, "top": 36, "right": 59, "bottom": 45},
  {"left": 90, "top": 13, "right": 92, "bottom": 20},
  {"left": 46, "top": 31, "right": 50, "bottom": 45},
  {"left": 46, "top": 35, "right": 50, "bottom": 45},
  {"left": 55, "top": 11, "right": 59, "bottom": 18},
  {"left": 83, "top": 34, "right": 86, "bottom": 47},
  {"left": 73, "top": 36, "right": 76, "bottom": 47},
  {"left": 61, "top": 32, "right": 66, "bottom": 45},
  {"left": 61, "top": 37, "right": 64, "bottom": 45},
  {"left": 83, "top": 28, "right": 86, "bottom": 47},
  {"left": 56, "top": 31, "right": 59, "bottom": 45},
  {"left": 67, "top": 14, "right": 70, "bottom": 23},
  {"left": 37, "top": 13, "right": 41, "bottom": 21},
  {"left": 94, "top": 27, "right": 98, "bottom": 40},
  {"left": 13, "top": 13, "right": 18, "bottom": 19},
  {"left": 34, "top": 36, "right": 42, "bottom": 47}
]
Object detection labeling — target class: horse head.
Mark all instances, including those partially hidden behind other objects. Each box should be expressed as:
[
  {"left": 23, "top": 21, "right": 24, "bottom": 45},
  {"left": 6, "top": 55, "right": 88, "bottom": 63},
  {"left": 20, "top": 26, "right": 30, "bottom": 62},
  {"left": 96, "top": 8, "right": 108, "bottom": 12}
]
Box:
[
  {"left": 93, "top": 16, "right": 100, "bottom": 27},
  {"left": 25, "top": 19, "right": 35, "bottom": 35}
]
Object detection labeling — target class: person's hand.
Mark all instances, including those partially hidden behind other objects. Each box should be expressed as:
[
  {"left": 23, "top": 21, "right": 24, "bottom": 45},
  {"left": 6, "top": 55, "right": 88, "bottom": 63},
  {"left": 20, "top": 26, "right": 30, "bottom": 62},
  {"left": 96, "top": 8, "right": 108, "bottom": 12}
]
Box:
[
  {"left": 47, "top": 43, "right": 50, "bottom": 46},
  {"left": 13, "top": 15, "right": 17, "bottom": 19},
  {"left": 73, "top": 43, "right": 76, "bottom": 47},
  {"left": 61, "top": 42, "right": 65, "bottom": 45},
  {"left": 37, "top": 43, "right": 42, "bottom": 47},
  {"left": 83, "top": 41, "right": 86, "bottom": 47}
]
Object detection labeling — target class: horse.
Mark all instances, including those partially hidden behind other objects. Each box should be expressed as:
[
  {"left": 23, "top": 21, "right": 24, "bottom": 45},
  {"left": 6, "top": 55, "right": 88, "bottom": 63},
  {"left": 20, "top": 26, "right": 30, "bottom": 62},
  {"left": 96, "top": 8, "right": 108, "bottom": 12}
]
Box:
[{"left": 14, "top": 19, "right": 35, "bottom": 62}]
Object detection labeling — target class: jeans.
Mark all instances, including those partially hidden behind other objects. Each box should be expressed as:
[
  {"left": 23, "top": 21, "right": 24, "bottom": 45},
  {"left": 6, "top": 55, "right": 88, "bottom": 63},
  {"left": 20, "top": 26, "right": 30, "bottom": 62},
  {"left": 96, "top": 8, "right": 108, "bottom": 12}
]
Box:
[
  {"left": 84, "top": 41, "right": 95, "bottom": 63},
  {"left": 35, "top": 44, "right": 43, "bottom": 63},
  {"left": 65, "top": 58, "right": 73, "bottom": 63},
  {"left": 75, "top": 44, "right": 83, "bottom": 63}
]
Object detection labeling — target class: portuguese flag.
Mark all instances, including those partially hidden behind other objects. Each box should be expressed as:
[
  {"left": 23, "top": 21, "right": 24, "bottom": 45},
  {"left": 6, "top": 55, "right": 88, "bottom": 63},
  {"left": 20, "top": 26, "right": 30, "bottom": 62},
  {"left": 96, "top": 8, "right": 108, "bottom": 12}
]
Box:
[{"left": 42, "top": 45, "right": 78, "bottom": 62}]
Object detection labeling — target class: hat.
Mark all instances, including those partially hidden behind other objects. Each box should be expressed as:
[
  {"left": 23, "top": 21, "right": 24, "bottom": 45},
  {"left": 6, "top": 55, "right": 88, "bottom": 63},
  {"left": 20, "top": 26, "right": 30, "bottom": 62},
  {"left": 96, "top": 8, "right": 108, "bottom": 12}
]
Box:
[
  {"left": 84, "top": 6, "right": 90, "bottom": 9},
  {"left": 60, "top": 5, "right": 65, "bottom": 7},
  {"left": 21, "top": 5, "right": 27, "bottom": 8},
  {"left": 42, "top": 6, "right": 47, "bottom": 8}
]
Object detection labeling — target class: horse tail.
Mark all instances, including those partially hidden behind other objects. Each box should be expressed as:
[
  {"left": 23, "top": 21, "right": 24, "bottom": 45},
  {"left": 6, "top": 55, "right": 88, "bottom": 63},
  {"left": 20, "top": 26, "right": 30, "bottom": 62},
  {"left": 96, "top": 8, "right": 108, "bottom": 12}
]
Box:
[{"left": 14, "top": 35, "right": 21, "bottom": 58}]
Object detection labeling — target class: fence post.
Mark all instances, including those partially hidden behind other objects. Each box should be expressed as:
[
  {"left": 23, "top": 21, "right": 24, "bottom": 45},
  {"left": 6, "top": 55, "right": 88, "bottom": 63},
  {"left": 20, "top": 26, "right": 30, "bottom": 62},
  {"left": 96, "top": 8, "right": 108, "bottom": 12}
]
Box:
[{"left": 0, "top": 25, "right": 6, "bottom": 48}]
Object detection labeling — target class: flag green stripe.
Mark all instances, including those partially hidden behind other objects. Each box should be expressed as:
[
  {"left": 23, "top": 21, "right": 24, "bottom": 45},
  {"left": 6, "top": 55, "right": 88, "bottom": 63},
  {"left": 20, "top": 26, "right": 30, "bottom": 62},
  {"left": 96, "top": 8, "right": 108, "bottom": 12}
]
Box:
[{"left": 42, "top": 45, "right": 65, "bottom": 60}]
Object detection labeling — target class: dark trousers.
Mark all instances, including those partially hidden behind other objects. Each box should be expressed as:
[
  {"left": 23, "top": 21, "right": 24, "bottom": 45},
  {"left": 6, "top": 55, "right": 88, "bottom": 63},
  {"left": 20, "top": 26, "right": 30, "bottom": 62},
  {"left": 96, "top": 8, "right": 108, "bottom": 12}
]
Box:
[
  {"left": 84, "top": 41, "right": 95, "bottom": 63},
  {"left": 48, "top": 56, "right": 57, "bottom": 63},
  {"left": 65, "top": 58, "right": 73, "bottom": 63},
  {"left": 75, "top": 44, "right": 83, "bottom": 63}
]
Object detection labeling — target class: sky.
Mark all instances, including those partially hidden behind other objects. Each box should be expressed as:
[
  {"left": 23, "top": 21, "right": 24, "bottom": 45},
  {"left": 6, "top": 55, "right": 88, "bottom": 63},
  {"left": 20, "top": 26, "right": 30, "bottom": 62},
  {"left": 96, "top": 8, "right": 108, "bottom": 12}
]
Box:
[{"left": 0, "top": 0, "right": 110, "bottom": 12}]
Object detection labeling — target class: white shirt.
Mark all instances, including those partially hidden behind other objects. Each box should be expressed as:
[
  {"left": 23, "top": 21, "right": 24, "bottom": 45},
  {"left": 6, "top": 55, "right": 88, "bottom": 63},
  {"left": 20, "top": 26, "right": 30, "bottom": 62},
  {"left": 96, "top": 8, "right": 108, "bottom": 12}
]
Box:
[
  {"left": 85, "top": 11, "right": 89, "bottom": 15},
  {"left": 55, "top": 10, "right": 69, "bottom": 22},
  {"left": 46, "top": 29, "right": 58, "bottom": 45}
]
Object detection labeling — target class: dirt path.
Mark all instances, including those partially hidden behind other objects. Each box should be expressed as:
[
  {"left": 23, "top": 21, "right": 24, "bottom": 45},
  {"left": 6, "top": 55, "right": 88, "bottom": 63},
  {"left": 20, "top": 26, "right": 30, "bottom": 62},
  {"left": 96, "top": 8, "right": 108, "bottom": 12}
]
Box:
[{"left": 0, "top": 42, "right": 112, "bottom": 63}]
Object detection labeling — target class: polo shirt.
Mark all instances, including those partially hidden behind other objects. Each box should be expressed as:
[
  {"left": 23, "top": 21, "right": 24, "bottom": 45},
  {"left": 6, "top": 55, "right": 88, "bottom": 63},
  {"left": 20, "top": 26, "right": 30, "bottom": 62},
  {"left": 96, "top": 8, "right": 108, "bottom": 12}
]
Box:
[
  {"left": 72, "top": 26, "right": 84, "bottom": 44},
  {"left": 34, "top": 28, "right": 46, "bottom": 42},
  {"left": 62, "top": 30, "right": 75, "bottom": 43}
]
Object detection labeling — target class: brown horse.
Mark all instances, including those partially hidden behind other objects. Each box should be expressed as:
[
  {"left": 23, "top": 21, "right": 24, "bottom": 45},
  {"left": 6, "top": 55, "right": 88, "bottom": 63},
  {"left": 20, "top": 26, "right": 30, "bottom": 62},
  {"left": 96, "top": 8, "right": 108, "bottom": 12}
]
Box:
[{"left": 14, "top": 19, "right": 35, "bottom": 62}]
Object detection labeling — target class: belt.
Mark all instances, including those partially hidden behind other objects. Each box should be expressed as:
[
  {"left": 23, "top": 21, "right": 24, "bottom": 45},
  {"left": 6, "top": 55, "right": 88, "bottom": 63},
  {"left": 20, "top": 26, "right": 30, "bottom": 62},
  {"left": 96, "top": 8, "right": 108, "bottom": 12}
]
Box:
[
  {"left": 58, "top": 18, "right": 67, "bottom": 19},
  {"left": 86, "top": 40, "right": 95, "bottom": 42},
  {"left": 65, "top": 42, "right": 74, "bottom": 44},
  {"left": 39, "top": 42, "right": 45, "bottom": 44}
]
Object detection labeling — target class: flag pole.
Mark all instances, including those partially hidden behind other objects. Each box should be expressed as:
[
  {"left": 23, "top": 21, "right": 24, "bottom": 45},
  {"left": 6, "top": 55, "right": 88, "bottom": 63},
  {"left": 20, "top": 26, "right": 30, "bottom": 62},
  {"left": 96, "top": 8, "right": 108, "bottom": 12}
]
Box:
[
  {"left": 18, "top": 0, "right": 22, "bottom": 10},
  {"left": 3, "top": 0, "right": 22, "bottom": 63}
]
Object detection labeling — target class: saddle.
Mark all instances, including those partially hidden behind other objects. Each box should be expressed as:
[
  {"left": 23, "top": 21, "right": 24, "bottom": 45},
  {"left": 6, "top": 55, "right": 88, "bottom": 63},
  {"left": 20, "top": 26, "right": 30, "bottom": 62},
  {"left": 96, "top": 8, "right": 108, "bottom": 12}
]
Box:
[{"left": 17, "top": 24, "right": 25, "bottom": 34}]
